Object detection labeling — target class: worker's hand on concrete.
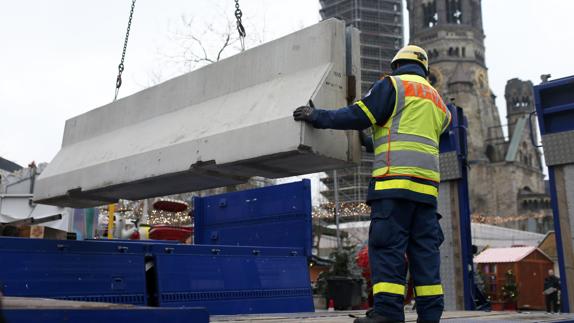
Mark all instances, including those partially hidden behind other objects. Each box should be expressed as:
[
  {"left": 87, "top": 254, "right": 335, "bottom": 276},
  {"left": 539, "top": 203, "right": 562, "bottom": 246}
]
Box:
[
  {"left": 358, "top": 130, "right": 374, "bottom": 153},
  {"left": 293, "top": 105, "right": 316, "bottom": 122}
]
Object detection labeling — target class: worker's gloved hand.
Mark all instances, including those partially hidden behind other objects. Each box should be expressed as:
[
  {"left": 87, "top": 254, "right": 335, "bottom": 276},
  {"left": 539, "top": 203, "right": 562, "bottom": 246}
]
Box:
[
  {"left": 293, "top": 105, "right": 316, "bottom": 122},
  {"left": 358, "top": 130, "right": 370, "bottom": 146},
  {"left": 358, "top": 130, "right": 374, "bottom": 153}
]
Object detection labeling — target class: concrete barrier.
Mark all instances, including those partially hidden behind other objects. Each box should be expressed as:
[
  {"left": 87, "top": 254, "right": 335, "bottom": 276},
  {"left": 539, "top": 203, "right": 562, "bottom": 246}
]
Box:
[{"left": 35, "top": 19, "right": 361, "bottom": 207}]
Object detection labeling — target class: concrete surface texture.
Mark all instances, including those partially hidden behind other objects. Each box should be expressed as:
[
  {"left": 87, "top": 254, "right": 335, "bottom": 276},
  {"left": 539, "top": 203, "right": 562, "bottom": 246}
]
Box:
[
  {"left": 212, "top": 310, "right": 574, "bottom": 322},
  {"left": 34, "top": 19, "right": 361, "bottom": 208},
  {"left": 558, "top": 164, "right": 574, "bottom": 309},
  {"left": 437, "top": 181, "right": 460, "bottom": 311}
]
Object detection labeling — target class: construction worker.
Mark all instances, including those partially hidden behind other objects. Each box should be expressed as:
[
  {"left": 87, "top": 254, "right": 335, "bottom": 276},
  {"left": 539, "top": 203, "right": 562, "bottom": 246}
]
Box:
[{"left": 293, "top": 45, "right": 451, "bottom": 323}]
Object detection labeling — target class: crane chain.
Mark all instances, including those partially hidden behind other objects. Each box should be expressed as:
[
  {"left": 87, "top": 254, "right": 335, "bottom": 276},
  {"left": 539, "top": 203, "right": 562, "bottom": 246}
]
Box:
[
  {"left": 234, "top": 0, "right": 246, "bottom": 51},
  {"left": 114, "top": 0, "right": 137, "bottom": 101}
]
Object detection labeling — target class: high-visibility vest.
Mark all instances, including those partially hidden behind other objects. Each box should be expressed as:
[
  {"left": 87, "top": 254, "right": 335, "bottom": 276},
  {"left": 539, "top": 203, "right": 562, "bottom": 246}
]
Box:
[{"left": 356, "top": 74, "right": 451, "bottom": 199}]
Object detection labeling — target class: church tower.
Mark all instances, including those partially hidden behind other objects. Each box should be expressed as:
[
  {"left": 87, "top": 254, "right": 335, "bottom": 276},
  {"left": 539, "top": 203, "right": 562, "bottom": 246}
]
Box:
[
  {"left": 407, "top": 1, "right": 549, "bottom": 221},
  {"left": 407, "top": 0, "right": 506, "bottom": 214},
  {"left": 407, "top": 0, "right": 503, "bottom": 165}
]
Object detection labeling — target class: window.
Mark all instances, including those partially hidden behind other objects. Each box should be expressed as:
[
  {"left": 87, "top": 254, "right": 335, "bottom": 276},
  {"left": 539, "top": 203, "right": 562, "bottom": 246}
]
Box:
[
  {"left": 429, "top": 75, "right": 437, "bottom": 85},
  {"left": 423, "top": 1, "right": 438, "bottom": 28},
  {"left": 447, "top": 0, "right": 463, "bottom": 24},
  {"left": 489, "top": 275, "right": 497, "bottom": 293}
]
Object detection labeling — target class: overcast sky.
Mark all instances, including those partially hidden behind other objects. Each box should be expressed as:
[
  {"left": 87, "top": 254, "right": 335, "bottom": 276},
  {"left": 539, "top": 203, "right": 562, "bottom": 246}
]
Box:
[{"left": 1, "top": 0, "right": 573, "bottom": 167}]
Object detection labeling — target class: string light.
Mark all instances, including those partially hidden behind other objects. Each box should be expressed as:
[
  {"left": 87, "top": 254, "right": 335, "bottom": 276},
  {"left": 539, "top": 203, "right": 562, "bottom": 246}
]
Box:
[
  {"left": 97, "top": 199, "right": 551, "bottom": 227},
  {"left": 97, "top": 200, "right": 191, "bottom": 226},
  {"left": 471, "top": 212, "right": 552, "bottom": 225},
  {"left": 313, "top": 202, "right": 370, "bottom": 219}
]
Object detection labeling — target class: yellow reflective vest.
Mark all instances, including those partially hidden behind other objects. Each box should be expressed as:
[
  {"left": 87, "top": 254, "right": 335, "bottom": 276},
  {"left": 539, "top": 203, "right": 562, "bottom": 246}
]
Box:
[{"left": 357, "top": 74, "right": 451, "bottom": 202}]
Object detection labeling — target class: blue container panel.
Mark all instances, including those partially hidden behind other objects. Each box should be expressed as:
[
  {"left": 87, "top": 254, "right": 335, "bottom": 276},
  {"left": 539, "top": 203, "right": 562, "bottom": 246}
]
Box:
[
  {"left": 534, "top": 75, "right": 574, "bottom": 134},
  {"left": 194, "top": 180, "right": 313, "bottom": 256},
  {"left": 0, "top": 237, "right": 150, "bottom": 254},
  {"left": 154, "top": 250, "right": 314, "bottom": 314},
  {"left": 0, "top": 238, "right": 147, "bottom": 305},
  {"left": 539, "top": 80, "right": 574, "bottom": 108},
  {"left": 439, "top": 103, "right": 460, "bottom": 154},
  {"left": 3, "top": 308, "right": 208, "bottom": 323}
]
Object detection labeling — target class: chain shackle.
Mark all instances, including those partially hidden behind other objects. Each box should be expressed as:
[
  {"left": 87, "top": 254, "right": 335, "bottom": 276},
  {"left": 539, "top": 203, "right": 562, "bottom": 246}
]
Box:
[
  {"left": 116, "top": 74, "right": 123, "bottom": 89},
  {"left": 234, "top": 0, "right": 246, "bottom": 50}
]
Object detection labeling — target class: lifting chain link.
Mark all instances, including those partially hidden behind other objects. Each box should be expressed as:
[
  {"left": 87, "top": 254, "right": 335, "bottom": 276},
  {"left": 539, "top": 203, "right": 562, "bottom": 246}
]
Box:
[
  {"left": 234, "top": 0, "right": 246, "bottom": 51},
  {"left": 114, "top": 0, "right": 137, "bottom": 101}
]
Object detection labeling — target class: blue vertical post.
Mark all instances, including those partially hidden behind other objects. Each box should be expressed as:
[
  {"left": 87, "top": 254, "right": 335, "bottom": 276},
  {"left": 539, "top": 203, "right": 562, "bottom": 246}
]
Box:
[
  {"left": 439, "top": 104, "right": 474, "bottom": 310},
  {"left": 455, "top": 106, "right": 474, "bottom": 310},
  {"left": 533, "top": 75, "right": 574, "bottom": 313}
]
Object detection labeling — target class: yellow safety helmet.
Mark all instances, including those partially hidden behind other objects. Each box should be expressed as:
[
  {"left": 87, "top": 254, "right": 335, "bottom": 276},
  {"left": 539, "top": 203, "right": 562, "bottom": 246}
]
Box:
[{"left": 391, "top": 45, "right": 429, "bottom": 75}]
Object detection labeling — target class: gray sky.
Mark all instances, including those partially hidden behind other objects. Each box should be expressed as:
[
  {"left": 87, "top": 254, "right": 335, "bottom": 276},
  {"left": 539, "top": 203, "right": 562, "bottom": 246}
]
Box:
[{"left": 1, "top": 0, "right": 573, "bottom": 167}]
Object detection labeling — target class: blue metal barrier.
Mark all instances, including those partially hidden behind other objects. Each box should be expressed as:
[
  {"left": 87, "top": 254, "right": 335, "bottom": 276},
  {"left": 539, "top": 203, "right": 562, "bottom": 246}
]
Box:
[
  {"left": 194, "top": 179, "right": 313, "bottom": 257},
  {"left": 0, "top": 238, "right": 148, "bottom": 305},
  {"left": 152, "top": 244, "right": 314, "bottom": 314},
  {"left": 153, "top": 179, "right": 315, "bottom": 314},
  {"left": 534, "top": 75, "right": 574, "bottom": 313},
  {"left": 0, "top": 180, "right": 315, "bottom": 316}
]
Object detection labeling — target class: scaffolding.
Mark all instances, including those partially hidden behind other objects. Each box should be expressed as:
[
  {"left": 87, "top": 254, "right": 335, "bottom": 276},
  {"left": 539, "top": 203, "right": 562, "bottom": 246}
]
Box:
[
  {"left": 318, "top": 1, "right": 403, "bottom": 215},
  {"left": 320, "top": 0, "right": 404, "bottom": 94}
]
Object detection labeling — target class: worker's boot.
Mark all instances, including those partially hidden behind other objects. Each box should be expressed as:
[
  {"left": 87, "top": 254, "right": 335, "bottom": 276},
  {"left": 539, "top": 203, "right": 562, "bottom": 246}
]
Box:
[{"left": 353, "top": 309, "right": 404, "bottom": 323}]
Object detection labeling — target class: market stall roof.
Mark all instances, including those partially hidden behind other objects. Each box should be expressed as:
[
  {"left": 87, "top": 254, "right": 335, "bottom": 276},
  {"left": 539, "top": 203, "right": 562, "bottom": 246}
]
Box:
[{"left": 474, "top": 246, "right": 552, "bottom": 264}]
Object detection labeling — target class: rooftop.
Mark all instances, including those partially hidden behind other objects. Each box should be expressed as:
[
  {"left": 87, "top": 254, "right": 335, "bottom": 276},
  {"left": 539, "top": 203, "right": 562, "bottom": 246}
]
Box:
[
  {"left": 0, "top": 157, "right": 22, "bottom": 173},
  {"left": 474, "top": 246, "right": 550, "bottom": 264}
]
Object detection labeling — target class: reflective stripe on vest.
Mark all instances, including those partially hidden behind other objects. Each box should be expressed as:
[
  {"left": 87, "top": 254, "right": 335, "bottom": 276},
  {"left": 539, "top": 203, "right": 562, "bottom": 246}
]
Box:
[{"left": 370, "top": 74, "right": 450, "bottom": 197}]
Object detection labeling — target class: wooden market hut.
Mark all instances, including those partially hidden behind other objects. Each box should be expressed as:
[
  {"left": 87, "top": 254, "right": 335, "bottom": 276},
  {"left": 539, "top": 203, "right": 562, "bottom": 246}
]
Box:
[{"left": 474, "top": 246, "right": 554, "bottom": 310}]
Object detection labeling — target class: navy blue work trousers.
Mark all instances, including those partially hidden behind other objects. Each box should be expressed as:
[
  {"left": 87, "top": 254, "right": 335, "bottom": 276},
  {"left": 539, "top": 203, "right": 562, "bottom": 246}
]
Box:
[{"left": 369, "top": 198, "right": 444, "bottom": 322}]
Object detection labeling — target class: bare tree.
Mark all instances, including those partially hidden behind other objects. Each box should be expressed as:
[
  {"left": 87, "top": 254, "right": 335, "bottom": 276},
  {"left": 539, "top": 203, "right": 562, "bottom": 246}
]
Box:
[
  {"left": 168, "top": 14, "right": 239, "bottom": 71},
  {"left": 143, "top": 7, "right": 269, "bottom": 87}
]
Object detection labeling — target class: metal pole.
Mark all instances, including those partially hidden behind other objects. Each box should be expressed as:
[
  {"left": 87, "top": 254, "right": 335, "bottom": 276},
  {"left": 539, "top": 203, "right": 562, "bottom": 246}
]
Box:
[
  {"left": 107, "top": 204, "right": 115, "bottom": 239},
  {"left": 333, "top": 170, "right": 341, "bottom": 250},
  {"left": 3, "top": 214, "right": 62, "bottom": 226},
  {"left": 142, "top": 199, "right": 149, "bottom": 224}
]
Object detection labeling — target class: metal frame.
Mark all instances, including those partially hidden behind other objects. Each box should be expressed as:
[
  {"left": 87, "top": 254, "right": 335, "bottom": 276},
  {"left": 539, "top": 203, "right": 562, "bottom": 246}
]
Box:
[
  {"left": 534, "top": 75, "right": 574, "bottom": 313},
  {"left": 0, "top": 180, "right": 315, "bottom": 317},
  {"left": 439, "top": 104, "right": 474, "bottom": 310},
  {"left": 454, "top": 106, "right": 474, "bottom": 311},
  {"left": 547, "top": 168, "right": 571, "bottom": 313}
]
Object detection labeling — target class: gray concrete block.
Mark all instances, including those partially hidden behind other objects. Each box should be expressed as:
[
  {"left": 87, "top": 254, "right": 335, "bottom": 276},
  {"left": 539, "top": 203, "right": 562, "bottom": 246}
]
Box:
[
  {"left": 34, "top": 19, "right": 361, "bottom": 207},
  {"left": 438, "top": 181, "right": 458, "bottom": 311}
]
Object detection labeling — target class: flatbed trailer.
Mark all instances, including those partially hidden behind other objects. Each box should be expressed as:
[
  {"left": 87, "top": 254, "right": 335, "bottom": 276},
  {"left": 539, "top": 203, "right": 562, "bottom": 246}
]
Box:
[
  {"left": 213, "top": 311, "right": 574, "bottom": 322},
  {"left": 3, "top": 298, "right": 574, "bottom": 323},
  {"left": 1, "top": 297, "right": 208, "bottom": 323}
]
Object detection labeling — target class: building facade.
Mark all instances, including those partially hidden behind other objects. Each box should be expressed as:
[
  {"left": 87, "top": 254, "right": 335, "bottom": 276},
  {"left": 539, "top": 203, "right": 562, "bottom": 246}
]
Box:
[{"left": 407, "top": 0, "right": 549, "bottom": 221}]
